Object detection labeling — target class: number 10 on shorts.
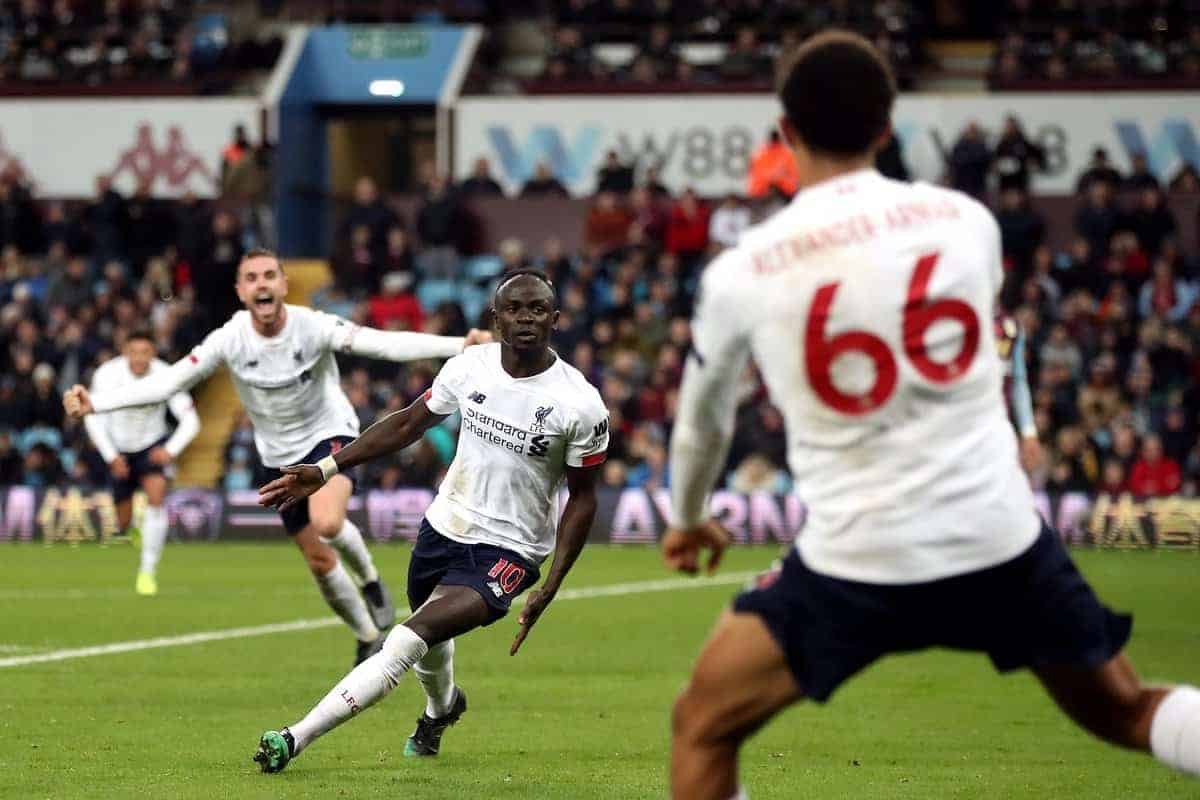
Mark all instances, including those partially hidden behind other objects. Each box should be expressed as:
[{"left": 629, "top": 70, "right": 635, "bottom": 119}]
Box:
[{"left": 487, "top": 559, "right": 526, "bottom": 594}]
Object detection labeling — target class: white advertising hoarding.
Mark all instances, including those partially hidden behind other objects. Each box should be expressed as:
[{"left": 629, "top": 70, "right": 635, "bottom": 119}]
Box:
[
  {"left": 0, "top": 99, "right": 259, "bottom": 197},
  {"left": 455, "top": 93, "right": 1200, "bottom": 196}
]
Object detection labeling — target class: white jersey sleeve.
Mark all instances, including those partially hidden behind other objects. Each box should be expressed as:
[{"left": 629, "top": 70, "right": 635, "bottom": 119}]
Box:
[
  {"left": 564, "top": 395, "right": 610, "bottom": 468},
  {"left": 91, "top": 328, "right": 226, "bottom": 413},
  {"left": 425, "top": 353, "right": 469, "bottom": 415},
  {"left": 83, "top": 361, "right": 121, "bottom": 463},
  {"left": 322, "top": 310, "right": 465, "bottom": 362},
  {"left": 669, "top": 252, "right": 752, "bottom": 528}
]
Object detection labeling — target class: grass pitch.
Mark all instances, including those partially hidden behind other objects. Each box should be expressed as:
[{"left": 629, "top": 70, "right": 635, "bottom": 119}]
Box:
[{"left": 2, "top": 541, "right": 1197, "bottom": 799}]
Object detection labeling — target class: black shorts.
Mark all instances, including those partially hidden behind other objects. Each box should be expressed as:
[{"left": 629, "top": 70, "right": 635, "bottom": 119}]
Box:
[
  {"left": 262, "top": 437, "right": 357, "bottom": 535},
  {"left": 733, "top": 523, "right": 1132, "bottom": 703},
  {"left": 407, "top": 518, "right": 541, "bottom": 625},
  {"left": 111, "top": 438, "right": 170, "bottom": 503}
]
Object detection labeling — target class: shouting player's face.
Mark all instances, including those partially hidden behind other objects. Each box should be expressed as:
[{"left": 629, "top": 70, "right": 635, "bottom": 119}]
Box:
[
  {"left": 236, "top": 256, "right": 288, "bottom": 330},
  {"left": 493, "top": 277, "right": 558, "bottom": 353}
]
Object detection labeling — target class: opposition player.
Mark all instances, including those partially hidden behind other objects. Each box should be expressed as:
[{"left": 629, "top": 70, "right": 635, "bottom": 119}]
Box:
[
  {"left": 661, "top": 32, "right": 1199, "bottom": 799},
  {"left": 251, "top": 270, "right": 608, "bottom": 772},
  {"left": 65, "top": 249, "right": 489, "bottom": 665},
  {"left": 83, "top": 329, "right": 200, "bottom": 595},
  {"left": 995, "top": 311, "right": 1042, "bottom": 471}
]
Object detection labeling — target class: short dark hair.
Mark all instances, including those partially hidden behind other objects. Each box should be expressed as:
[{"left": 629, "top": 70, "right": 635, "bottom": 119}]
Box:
[
  {"left": 776, "top": 30, "right": 896, "bottom": 158},
  {"left": 125, "top": 327, "right": 155, "bottom": 346},
  {"left": 494, "top": 269, "right": 556, "bottom": 302},
  {"left": 238, "top": 247, "right": 281, "bottom": 270}
]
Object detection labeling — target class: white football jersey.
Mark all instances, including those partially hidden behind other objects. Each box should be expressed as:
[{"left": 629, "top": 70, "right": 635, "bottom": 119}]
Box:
[
  {"left": 85, "top": 356, "right": 196, "bottom": 456},
  {"left": 423, "top": 343, "right": 609, "bottom": 564},
  {"left": 674, "top": 168, "right": 1040, "bottom": 584},
  {"left": 90, "top": 305, "right": 465, "bottom": 469}
]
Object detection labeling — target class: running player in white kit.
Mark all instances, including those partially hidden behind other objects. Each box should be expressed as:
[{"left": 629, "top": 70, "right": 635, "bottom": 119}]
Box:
[
  {"left": 84, "top": 329, "right": 201, "bottom": 596},
  {"left": 252, "top": 270, "right": 608, "bottom": 772},
  {"left": 662, "top": 32, "right": 1200, "bottom": 800},
  {"left": 65, "top": 249, "right": 489, "bottom": 665}
]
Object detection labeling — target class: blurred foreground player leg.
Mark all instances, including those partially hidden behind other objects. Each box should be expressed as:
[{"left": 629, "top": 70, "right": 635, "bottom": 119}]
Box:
[
  {"left": 253, "top": 272, "right": 608, "bottom": 771},
  {"left": 663, "top": 31, "right": 1200, "bottom": 800},
  {"left": 81, "top": 330, "right": 201, "bottom": 595}
]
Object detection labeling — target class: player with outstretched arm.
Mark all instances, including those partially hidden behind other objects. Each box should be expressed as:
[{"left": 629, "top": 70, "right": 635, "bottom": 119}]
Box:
[
  {"left": 65, "top": 249, "right": 489, "bottom": 666},
  {"left": 83, "top": 328, "right": 201, "bottom": 595},
  {"left": 661, "top": 31, "right": 1200, "bottom": 800},
  {"left": 251, "top": 270, "right": 609, "bottom": 771}
]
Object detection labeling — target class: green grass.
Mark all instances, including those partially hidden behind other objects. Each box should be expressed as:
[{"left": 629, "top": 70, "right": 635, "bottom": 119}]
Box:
[{"left": 1, "top": 542, "right": 1198, "bottom": 799}]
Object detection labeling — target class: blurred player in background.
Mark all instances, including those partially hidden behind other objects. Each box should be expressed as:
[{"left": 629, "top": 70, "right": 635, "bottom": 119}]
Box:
[
  {"left": 251, "top": 271, "right": 608, "bottom": 773},
  {"left": 83, "top": 328, "right": 200, "bottom": 596},
  {"left": 65, "top": 249, "right": 489, "bottom": 666},
  {"left": 662, "top": 31, "right": 1200, "bottom": 800},
  {"left": 995, "top": 311, "right": 1042, "bottom": 473}
]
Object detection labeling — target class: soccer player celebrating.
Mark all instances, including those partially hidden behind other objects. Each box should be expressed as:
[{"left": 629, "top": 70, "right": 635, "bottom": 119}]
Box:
[
  {"left": 64, "top": 249, "right": 488, "bottom": 665},
  {"left": 251, "top": 270, "right": 608, "bottom": 772},
  {"left": 662, "top": 32, "right": 1199, "bottom": 800},
  {"left": 83, "top": 329, "right": 200, "bottom": 595}
]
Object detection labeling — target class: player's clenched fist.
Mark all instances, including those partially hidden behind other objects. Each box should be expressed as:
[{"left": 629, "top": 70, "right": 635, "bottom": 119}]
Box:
[
  {"left": 62, "top": 385, "right": 94, "bottom": 418},
  {"left": 662, "top": 519, "right": 732, "bottom": 576}
]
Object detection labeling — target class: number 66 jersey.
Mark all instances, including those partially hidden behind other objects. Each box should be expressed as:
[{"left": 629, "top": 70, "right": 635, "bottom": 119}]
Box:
[{"left": 676, "top": 168, "right": 1040, "bottom": 584}]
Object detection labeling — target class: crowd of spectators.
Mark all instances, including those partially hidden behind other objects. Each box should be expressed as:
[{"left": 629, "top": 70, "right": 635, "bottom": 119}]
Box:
[
  {"left": 0, "top": 125, "right": 275, "bottom": 488},
  {"left": 4, "top": 111, "right": 1200, "bottom": 506},
  {"left": 991, "top": 1, "right": 1200, "bottom": 84},
  {"left": 0, "top": 0, "right": 281, "bottom": 89}
]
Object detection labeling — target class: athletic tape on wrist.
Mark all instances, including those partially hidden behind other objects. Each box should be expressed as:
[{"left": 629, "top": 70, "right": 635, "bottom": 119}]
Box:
[{"left": 317, "top": 455, "right": 339, "bottom": 482}]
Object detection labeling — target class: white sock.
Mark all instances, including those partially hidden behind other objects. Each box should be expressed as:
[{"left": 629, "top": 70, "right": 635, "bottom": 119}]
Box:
[
  {"left": 289, "top": 625, "right": 429, "bottom": 755},
  {"left": 321, "top": 520, "right": 379, "bottom": 584},
  {"left": 728, "top": 791, "right": 749, "bottom": 800},
  {"left": 1150, "top": 685, "right": 1200, "bottom": 776},
  {"left": 138, "top": 505, "right": 168, "bottom": 576},
  {"left": 415, "top": 638, "right": 456, "bottom": 718},
  {"left": 315, "top": 561, "right": 380, "bottom": 642}
]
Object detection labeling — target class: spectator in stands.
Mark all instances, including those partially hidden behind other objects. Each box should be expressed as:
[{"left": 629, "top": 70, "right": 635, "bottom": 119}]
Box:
[
  {"left": 0, "top": 429, "right": 22, "bottom": 484},
  {"left": 1129, "top": 433, "right": 1182, "bottom": 497},
  {"left": 1169, "top": 163, "right": 1200, "bottom": 193},
  {"left": 126, "top": 181, "right": 173, "bottom": 276},
  {"left": 948, "top": 121, "right": 992, "bottom": 198},
  {"left": 544, "top": 26, "right": 599, "bottom": 80},
  {"left": 220, "top": 124, "right": 252, "bottom": 186},
  {"left": 379, "top": 224, "right": 416, "bottom": 280},
  {"left": 584, "top": 191, "right": 633, "bottom": 257},
  {"left": 1128, "top": 188, "right": 1177, "bottom": 257},
  {"left": 640, "top": 164, "right": 670, "bottom": 197},
  {"left": 85, "top": 175, "right": 126, "bottom": 266},
  {"left": 1075, "top": 181, "right": 1121, "bottom": 256},
  {"left": 416, "top": 174, "right": 463, "bottom": 279},
  {"left": 665, "top": 188, "right": 710, "bottom": 264},
  {"left": 193, "top": 210, "right": 242, "bottom": 324},
  {"left": 638, "top": 23, "right": 679, "bottom": 78},
  {"left": 746, "top": 130, "right": 798, "bottom": 199},
  {"left": 628, "top": 186, "right": 667, "bottom": 246},
  {"left": 1097, "top": 458, "right": 1129, "bottom": 496},
  {"left": 332, "top": 223, "right": 382, "bottom": 296},
  {"left": 1125, "top": 152, "right": 1160, "bottom": 192},
  {"left": 595, "top": 150, "right": 635, "bottom": 194},
  {"left": 1076, "top": 148, "right": 1123, "bottom": 194},
  {"left": 520, "top": 161, "right": 570, "bottom": 197},
  {"left": 339, "top": 176, "right": 399, "bottom": 251},
  {"left": 46, "top": 256, "right": 91, "bottom": 310},
  {"left": 993, "top": 115, "right": 1044, "bottom": 192},
  {"left": 458, "top": 157, "right": 504, "bottom": 197},
  {"left": 708, "top": 194, "right": 750, "bottom": 249},
  {"left": 996, "top": 187, "right": 1045, "bottom": 272},
  {"left": 720, "top": 27, "right": 771, "bottom": 81},
  {"left": 368, "top": 271, "right": 424, "bottom": 332}
]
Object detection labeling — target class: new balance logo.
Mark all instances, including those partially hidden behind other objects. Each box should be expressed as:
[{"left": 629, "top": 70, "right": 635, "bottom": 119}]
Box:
[
  {"left": 469, "top": 391, "right": 486, "bottom": 404},
  {"left": 487, "top": 581, "right": 504, "bottom": 598},
  {"left": 245, "top": 360, "right": 258, "bottom": 369},
  {"left": 593, "top": 419, "right": 608, "bottom": 437},
  {"left": 293, "top": 349, "right": 304, "bottom": 363}
]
